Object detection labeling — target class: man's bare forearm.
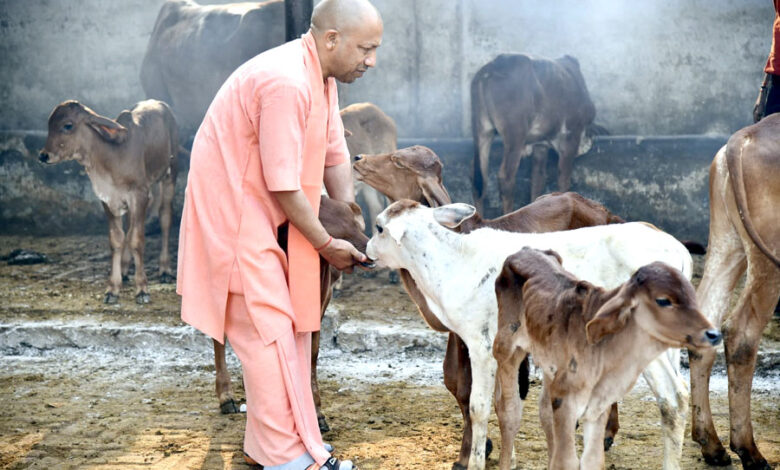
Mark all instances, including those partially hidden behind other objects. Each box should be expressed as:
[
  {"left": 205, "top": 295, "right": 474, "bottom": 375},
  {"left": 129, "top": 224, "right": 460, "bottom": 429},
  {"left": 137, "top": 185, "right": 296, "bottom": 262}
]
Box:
[
  {"left": 272, "top": 190, "right": 330, "bottom": 249},
  {"left": 323, "top": 162, "right": 355, "bottom": 203}
]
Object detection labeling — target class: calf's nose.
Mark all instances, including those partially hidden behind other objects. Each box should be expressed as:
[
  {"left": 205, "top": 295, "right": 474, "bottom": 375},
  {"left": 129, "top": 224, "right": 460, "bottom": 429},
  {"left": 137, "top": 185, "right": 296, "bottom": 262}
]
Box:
[
  {"left": 38, "top": 151, "right": 50, "bottom": 163},
  {"left": 705, "top": 329, "right": 722, "bottom": 346},
  {"left": 353, "top": 154, "right": 363, "bottom": 162}
]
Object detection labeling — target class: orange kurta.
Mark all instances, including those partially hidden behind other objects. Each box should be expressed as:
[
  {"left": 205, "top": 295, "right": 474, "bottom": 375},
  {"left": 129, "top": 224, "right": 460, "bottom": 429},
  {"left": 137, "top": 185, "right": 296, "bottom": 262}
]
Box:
[{"left": 177, "top": 31, "right": 349, "bottom": 345}]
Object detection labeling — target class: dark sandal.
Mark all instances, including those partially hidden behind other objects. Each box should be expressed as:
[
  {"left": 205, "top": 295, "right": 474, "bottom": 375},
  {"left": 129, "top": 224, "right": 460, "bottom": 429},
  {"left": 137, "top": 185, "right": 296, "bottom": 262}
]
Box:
[
  {"left": 316, "top": 457, "right": 355, "bottom": 470},
  {"left": 244, "top": 452, "right": 263, "bottom": 468}
]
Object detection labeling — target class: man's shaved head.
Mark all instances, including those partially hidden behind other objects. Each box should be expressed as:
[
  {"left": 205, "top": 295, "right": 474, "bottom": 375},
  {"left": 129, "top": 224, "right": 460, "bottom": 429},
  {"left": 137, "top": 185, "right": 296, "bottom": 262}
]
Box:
[
  {"left": 310, "top": 0, "right": 383, "bottom": 83},
  {"left": 311, "top": 0, "right": 382, "bottom": 36}
]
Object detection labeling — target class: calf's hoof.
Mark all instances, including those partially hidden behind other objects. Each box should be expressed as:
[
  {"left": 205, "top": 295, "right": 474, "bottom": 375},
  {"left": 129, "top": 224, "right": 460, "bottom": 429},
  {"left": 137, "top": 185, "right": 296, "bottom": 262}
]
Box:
[
  {"left": 486, "top": 437, "right": 493, "bottom": 458},
  {"left": 135, "top": 292, "right": 151, "bottom": 304},
  {"left": 703, "top": 448, "right": 732, "bottom": 466},
  {"left": 388, "top": 270, "right": 399, "bottom": 284},
  {"left": 159, "top": 272, "right": 175, "bottom": 284},
  {"left": 732, "top": 447, "right": 770, "bottom": 470},
  {"left": 318, "top": 415, "right": 330, "bottom": 433},
  {"left": 219, "top": 398, "right": 240, "bottom": 414},
  {"left": 604, "top": 436, "right": 614, "bottom": 452},
  {"left": 104, "top": 292, "right": 119, "bottom": 304}
]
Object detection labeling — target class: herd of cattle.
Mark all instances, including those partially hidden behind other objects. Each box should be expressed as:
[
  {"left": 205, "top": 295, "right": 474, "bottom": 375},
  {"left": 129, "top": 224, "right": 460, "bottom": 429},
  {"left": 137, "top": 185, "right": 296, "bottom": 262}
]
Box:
[{"left": 32, "top": 1, "right": 779, "bottom": 469}]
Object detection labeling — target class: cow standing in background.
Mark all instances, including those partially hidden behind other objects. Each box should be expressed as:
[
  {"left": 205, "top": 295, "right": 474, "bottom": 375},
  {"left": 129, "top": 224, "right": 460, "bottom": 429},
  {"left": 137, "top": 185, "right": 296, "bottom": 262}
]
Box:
[
  {"left": 471, "top": 53, "right": 597, "bottom": 214},
  {"left": 690, "top": 115, "right": 780, "bottom": 470},
  {"left": 340, "top": 102, "right": 397, "bottom": 234},
  {"left": 39, "top": 100, "right": 179, "bottom": 305},
  {"left": 140, "top": 0, "right": 285, "bottom": 135}
]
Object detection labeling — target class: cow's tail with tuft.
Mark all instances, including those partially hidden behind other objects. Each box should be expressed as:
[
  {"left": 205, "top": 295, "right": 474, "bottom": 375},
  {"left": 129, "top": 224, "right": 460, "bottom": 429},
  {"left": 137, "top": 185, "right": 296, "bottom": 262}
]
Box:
[{"left": 726, "top": 132, "right": 780, "bottom": 266}]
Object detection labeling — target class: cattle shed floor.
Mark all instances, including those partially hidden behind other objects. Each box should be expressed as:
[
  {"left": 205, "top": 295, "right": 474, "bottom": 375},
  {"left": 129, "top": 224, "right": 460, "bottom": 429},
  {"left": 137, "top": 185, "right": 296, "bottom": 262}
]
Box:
[{"left": 0, "top": 233, "right": 778, "bottom": 469}]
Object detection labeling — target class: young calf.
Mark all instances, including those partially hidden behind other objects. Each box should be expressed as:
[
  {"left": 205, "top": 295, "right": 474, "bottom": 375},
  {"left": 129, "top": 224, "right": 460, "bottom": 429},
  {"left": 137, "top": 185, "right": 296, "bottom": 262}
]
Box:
[
  {"left": 366, "top": 200, "right": 692, "bottom": 470},
  {"left": 494, "top": 247, "right": 721, "bottom": 470},
  {"left": 39, "top": 100, "right": 179, "bottom": 304}
]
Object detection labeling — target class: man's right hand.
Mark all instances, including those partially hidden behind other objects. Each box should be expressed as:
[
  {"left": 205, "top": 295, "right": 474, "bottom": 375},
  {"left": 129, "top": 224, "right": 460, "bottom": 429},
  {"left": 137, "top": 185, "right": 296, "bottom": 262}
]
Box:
[{"left": 320, "top": 238, "right": 368, "bottom": 273}]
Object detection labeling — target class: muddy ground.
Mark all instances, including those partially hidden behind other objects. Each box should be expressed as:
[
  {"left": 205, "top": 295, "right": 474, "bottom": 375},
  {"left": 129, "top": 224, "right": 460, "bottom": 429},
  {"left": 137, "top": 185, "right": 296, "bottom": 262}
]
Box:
[{"left": 0, "top": 233, "right": 778, "bottom": 469}]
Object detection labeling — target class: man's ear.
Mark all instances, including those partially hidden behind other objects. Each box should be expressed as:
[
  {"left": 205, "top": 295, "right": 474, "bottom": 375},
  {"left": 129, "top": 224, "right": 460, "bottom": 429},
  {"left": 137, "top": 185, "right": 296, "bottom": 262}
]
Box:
[
  {"left": 585, "top": 285, "right": 637, "bottom": 344},
  {"left": 324, "top": 30, "right": 339, "bottom": 50},
  {"left": 433, "top": 203, "right": 477, "bottom": 228}
]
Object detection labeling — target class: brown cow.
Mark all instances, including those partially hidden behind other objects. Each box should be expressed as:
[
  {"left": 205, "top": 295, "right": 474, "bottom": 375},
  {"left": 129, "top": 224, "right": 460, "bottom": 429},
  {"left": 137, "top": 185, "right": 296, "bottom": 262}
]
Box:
[
  {"left": 140, "top": 0, "right": 285, "bottom": 135},
  {"left": 471, "top": 53, "right": 596, "bottom": 214},
  {"left": 494, "top": 247, "right": 720, "bottom": 470},
  {"left": 690, "top": 115, "right": 780, "bottom": 470},
  {"left": 212, "top": 195, "right": 368, "bottom": 433},
  {"left": 354, "top": 145, "right": 626, "bottom": 469},
  {"left": 340, "top": 102, "right": 397, "bottom": 234},
  {"left": 39, "top": 100, "right": 179, "bottom": 304}
]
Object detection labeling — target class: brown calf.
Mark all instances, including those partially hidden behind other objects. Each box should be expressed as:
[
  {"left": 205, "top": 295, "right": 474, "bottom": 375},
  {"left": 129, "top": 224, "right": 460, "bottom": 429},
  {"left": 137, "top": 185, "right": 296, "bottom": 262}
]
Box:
[
  {"left": 690, "top": 115, "right": 780, "bottom": 470},
  {"left": 39, "top": 100, "right": 179, "bottom": 304},
  {"left": 212, "top": 196, "right": 368, "bottom": 433},
  {"left": 354, "top": 145, "right": 625, "bottom": 468},
  {"left": 340, "top": 102, "right": 397, "bottom": 234},
  {"left": 472, "top": 53, "right": 596, "bottom": 214},
  {"left": 494, "top": 248, "right": 720, "bottom": 470}
]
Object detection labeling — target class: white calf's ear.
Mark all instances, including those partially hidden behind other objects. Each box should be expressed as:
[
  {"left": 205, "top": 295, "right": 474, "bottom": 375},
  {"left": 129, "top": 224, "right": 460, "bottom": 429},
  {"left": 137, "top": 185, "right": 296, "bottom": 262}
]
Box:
[{"left": 433, "top": 203, "right": 476, "bottom": 228}]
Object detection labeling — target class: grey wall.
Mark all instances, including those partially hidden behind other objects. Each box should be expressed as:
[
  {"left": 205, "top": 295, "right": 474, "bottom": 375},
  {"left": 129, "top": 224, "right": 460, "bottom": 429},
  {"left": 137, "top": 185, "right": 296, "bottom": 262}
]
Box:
[{"left": 0, "top": 0, "right": 773, "bottom": 138}]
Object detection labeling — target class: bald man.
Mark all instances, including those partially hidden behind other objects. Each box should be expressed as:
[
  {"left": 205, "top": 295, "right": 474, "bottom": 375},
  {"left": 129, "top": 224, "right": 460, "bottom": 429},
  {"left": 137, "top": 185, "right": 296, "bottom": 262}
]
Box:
[{"left": 176, "top": 1, "right": 382, "bottom": 468}]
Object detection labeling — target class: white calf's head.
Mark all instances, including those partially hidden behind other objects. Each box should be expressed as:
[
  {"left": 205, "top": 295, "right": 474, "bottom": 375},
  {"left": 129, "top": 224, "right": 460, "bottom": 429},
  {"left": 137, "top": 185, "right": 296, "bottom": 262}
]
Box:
[{"left": 366, "top": 200, "right": 477, "bottom": 268}]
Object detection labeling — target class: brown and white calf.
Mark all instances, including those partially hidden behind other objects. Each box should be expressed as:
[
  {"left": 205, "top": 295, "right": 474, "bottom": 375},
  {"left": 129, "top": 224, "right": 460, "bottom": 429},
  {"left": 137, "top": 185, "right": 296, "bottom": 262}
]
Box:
[
  {"left": 690, "top": 115, "right": 780, "bottom": 470},
  {"left": 494, "top": 247, "right": 721, "bottom": 470},
  {"left": 212, "top": 195, "right": 368, "bottom": 433},
  {"left": 39, "top": 100, "right": 179, "bottom": 304},
  {"left": 366, "top": 200, "right": 692, "bottom": 470},
  {"left": 340, "top": 102, "right": 397, "bottom": 234},
  {"left": 355, "top": 145, "right": 628, "bottom": 467}
]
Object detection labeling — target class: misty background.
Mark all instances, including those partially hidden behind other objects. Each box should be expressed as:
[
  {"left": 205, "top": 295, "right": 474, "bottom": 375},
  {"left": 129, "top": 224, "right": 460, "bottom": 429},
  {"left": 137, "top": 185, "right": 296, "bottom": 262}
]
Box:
[{"left": 0, "top": 0, "right": 773, "bottom": 138}]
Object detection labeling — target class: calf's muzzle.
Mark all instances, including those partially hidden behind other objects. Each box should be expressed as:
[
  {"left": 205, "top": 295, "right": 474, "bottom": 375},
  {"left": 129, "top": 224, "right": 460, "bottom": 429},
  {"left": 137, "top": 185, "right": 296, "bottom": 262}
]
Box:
[{"left": 38, "top": 151, "right": 50, "bottom": 163}]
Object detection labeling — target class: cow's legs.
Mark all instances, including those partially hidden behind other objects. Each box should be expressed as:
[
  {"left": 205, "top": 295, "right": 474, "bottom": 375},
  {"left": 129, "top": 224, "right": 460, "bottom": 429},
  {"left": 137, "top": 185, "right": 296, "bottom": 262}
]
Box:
[
  {"left": 580, "top": 408, "right": 610, "bottom": 470},
  {"left": 103, "top": 203, "right": 124, "bottom": 304},
  {"left": 538, "top": 382, "right": 555, "bottom": 469},
  {"left": 213, "top": 338, "right": 239, "bottom": 413},
  {"left": 723, "top": 249, "right": 778, "bottom": 470},
  {"left": 493, "top": 345, "right": 527, "bottom": 470},
  {"left": 310, "top": 329, "right": 329, "bottom": 433},
  {"left": 603, "top": 402, "right": 619, "bottom": 451},
  {"left": 497, "top": 138, "right": 527, "bottom": 214},
  {"left": 444, "top": 334, "right": 476, "bottom": 470},
  {"left": 555, "top": 132, "right": 580, "bottom": 195},
  {"left": 465, "top": 345, "right": 496, "bottom": 470},
  {"left": 548, "top": 389, "right": 579, "bottom": 470},
  {"left": 472, "top": 128, "right": 494, "bottom": 215},
  {"left": 691, "top": 156, "right": 745, "bottom": 465},
  {"left": 157, "top": 173, "right": 175, "bottom": 283},
  {"left": 640, "top": 353, "right": 688, "bottom": 470},
  {"left": 529, "top": 144, "right": 548, "bottom": 202},
  {"left": 127, "top": 193, "right": 150, "bottom": 303}
]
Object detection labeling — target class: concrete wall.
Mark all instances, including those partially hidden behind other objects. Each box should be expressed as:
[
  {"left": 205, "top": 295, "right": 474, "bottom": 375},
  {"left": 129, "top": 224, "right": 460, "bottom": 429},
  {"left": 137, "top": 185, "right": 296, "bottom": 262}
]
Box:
[
  {"left": 1, "top": 131, "right": 722, "bottom": 244},
  {"left": 0, "top": 0, "right": 773, "bottom": 137}
]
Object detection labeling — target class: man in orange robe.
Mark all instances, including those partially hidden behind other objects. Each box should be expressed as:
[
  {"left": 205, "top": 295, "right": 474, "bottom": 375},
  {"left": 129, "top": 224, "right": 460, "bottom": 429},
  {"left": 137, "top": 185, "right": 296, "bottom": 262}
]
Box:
[
  {"left": 754, "top": 0, "right": 780, "bottom": 122},
  {"left": 176, "top": 1, "right": 382, "bottom": 468}
]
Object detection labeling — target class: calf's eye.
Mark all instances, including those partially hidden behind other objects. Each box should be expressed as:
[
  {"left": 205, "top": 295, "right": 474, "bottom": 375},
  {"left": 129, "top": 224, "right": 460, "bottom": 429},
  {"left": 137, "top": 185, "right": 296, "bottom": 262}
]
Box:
[
  {"left": 375, "top": 224, "right": 383, "bottom": 234},
  {"left": 63, "top": 123, "right": 73, "bottom": 131},
  {"left": 655, "top": 298, "right": 672, "bottom": 307}
]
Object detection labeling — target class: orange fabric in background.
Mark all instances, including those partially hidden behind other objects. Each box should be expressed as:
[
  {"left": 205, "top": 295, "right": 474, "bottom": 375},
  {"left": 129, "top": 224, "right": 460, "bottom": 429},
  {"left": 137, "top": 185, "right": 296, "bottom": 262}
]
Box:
[
  {"left": 176, "top": 31, "right": 348, "bottom": 345},
  {"left": 765, "top": 0, "right": 780, "bottom": 74}
]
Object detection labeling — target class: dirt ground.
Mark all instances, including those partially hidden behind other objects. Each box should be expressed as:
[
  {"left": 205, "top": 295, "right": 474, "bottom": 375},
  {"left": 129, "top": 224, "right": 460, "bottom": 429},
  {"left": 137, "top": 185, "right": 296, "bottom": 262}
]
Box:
[{"left": 1, "top": 233, "right": 778, "bottom": 469}]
